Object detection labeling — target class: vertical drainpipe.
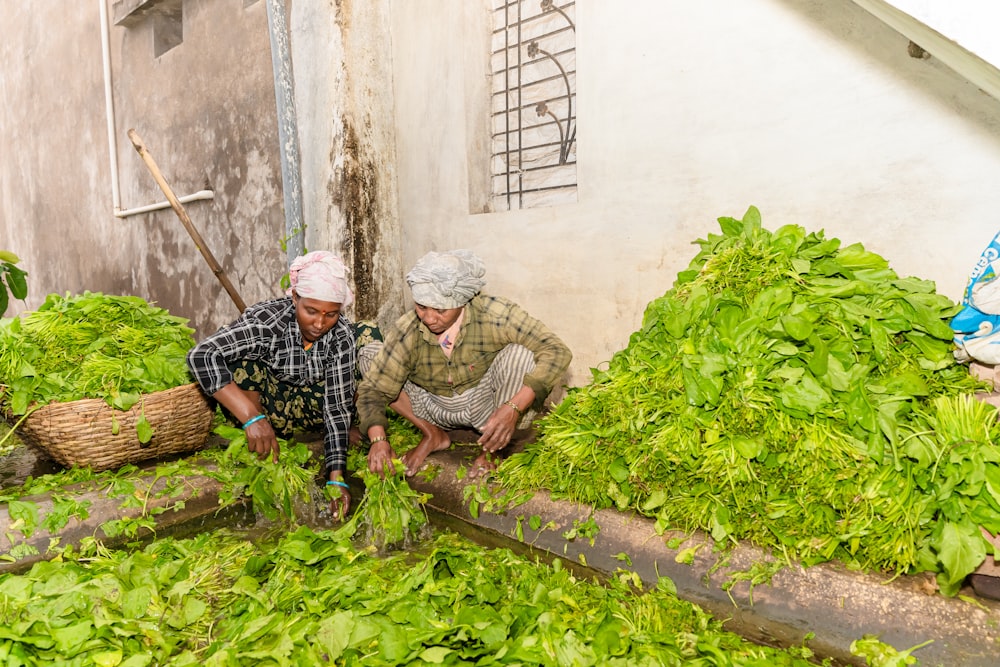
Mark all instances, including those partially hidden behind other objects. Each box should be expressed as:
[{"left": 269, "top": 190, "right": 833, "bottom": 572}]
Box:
[{"left": 265, "top": 0, "right": 305, "bottom": 264}]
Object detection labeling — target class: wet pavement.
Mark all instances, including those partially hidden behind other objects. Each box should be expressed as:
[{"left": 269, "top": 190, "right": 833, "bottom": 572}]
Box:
[{"left": 0, "top": 440, "right": 62, "bottom": 487}]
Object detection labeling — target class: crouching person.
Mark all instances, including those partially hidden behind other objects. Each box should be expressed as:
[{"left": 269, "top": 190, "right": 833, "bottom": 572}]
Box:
[
  {"left": 187, "top": 251, "right": 357, "bottom": 520},
  {"left": 356, "top": 249, "right": 572, "bottom": 478}
]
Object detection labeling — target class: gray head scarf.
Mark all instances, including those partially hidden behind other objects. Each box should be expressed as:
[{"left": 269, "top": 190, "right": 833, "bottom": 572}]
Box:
[{"left": 406, "top": 249, "right": 487, "bottom": 309}]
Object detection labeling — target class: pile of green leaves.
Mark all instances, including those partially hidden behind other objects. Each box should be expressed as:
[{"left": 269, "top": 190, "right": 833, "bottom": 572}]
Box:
[
  {"left": 0, "top": 425, "right": 325, "bottom": 564},
  {"left": 0, "top": 413, "right": 920, "bottom": 665},
  {"left": 496, "top": 206, "right": 999, "bottom": 595},
  {"left": 0, "top": 526, "right": 862, "bottom": 666},
  {"left": 0, "top": 250, "right": 28, "bottom": 316},
  {"left": 0, "top": 419, "right": 430, "bottom": 563},
  {"left": 0, "top": 455, "right": 214, "bottom": 561},
  {"left": 0, "top": 291, "right": 196, "bottom": 416}
]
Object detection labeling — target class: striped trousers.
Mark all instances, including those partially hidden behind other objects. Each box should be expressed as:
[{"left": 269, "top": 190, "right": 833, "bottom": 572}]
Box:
[{"left": 357, "top": 343, "right": 537, "bottom": 431}]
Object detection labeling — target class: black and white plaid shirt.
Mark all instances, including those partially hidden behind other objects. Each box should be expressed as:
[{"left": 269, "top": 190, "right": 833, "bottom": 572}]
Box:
[{"left": 187, "top": 297, "right": 356, "bottom": 472}]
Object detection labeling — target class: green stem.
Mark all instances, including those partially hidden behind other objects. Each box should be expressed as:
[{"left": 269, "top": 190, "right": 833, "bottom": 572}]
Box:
[{"left": 0, "top": 405, "right": 41, "bottom": 450}]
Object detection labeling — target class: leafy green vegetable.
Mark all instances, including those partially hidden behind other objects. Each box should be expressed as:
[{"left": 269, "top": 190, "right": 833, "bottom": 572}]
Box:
[
  {"left": 495, "top": 207, "right": 995, "bottom": 593},
  {"left": 211, "top": 424, "right": 318, "bottom": 524},
  {"left": 0, "top": 250, "right": 28, "bottom": 317},
  {"left": 851, "top": 635, "right": 932, "bottom": 667},
  {"left": 562, "top": 515, "right": 600, "bottom": 545},
  {"left": 337, "top": 457, "right": 432, "bottom": 554},
  {"left": 0, "top": 292, "right": 195, "bottom": 411},
  {"left": 0, "top": 292, "right": 197, "bottom": 444},
  {"left": 0, "top": 526, "right": 848, "bottom": 665}
]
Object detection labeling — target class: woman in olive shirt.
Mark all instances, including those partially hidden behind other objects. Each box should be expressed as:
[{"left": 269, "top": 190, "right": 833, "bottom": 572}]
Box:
[{"left": 356, "top": 249, "right": 572, "bottom": 478}]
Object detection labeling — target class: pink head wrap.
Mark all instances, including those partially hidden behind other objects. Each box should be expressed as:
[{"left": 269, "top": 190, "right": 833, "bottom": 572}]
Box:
[{"left": 286, "top": 251, "right": 354, "bottom": 307}]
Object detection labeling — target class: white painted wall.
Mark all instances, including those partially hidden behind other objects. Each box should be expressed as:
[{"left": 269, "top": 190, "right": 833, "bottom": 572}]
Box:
[{"left": 387, "top": 0, "right": 1000, "bottom": 391}]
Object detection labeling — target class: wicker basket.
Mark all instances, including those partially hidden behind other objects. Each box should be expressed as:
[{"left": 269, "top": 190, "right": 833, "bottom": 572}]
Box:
[{"left": 5, "top": 383, "right": 214, "bottom": 472}]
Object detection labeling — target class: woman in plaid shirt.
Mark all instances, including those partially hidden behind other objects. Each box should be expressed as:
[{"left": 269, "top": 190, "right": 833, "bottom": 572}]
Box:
[
  {"left": 357, "top": 249, "right": 572, "bottom": 479},
  {"left": 187, "top": 251, "right": 357, "bottom": 520}
]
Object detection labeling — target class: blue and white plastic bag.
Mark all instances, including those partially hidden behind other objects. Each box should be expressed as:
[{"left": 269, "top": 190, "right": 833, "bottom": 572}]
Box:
[{"left": 951, "top": 229, "right": 1000, "bottom": 364}]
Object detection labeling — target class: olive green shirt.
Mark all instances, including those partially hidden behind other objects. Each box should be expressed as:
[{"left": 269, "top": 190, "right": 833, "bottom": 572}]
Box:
[{"left": 356, "top": 294, "right": 572, "bottom": 432}]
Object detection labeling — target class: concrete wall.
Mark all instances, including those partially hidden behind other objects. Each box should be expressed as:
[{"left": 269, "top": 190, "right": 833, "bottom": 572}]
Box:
[
  {"left": 387, "top": 0, "right": 1000, "bottom": 389},
  {"left": 0, "top": 0, "right": 399, "bottom": 338},
  {"left": 889, "top": 0, "right": 1000, "bottom": 66},
  {"left": 4, "top": 0, "right": 1000, "bottom": 395},
  {"left": 1, "top": 0, "right": 288, "bottom": 334},
  {"left": 291, "top": 0, "right": 405, "bottom": 326}
]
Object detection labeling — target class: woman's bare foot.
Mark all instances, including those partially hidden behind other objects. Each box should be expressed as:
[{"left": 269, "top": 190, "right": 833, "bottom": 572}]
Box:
[
  {"left": 401, "top": 431, "right": 451, "bottom": 476},
  {"left": 469, "top": 451, "right": 498, "bottom": 479}
]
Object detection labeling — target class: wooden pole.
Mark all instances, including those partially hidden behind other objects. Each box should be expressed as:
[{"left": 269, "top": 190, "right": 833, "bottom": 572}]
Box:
[{"left": 127, "top": 129, "right": 246, "bottom": 313}]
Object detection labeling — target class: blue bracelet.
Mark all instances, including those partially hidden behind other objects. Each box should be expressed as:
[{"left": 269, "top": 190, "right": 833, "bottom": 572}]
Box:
[
  {"left": 326, "top": 480, "right": 350, "bottom": 489},
  {"left": 242, "top": 414, "right": 268, "bottom": 429}
]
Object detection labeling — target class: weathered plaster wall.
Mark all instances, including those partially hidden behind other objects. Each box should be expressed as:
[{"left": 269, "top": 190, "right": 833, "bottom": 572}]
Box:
[
  {"left": 113, "top": 0, "right": 287, "bottom": 333},
  {"left": 387, "top": 0, "right": 1000, "bottom": 389},
  {"left": 2, "top": 0, "right": 402, "bottom": 340},
  {"left": 5, "top": 1, "right": 1000, "bottom": 393},
  {"left": 291, "top": 0, "right": 405, "bottom": 327},
  {"left": 1, "top": 3, "right": 118, "bottom": 313},
  {"left": 1, "top": 0, "right": 286, "bottom": 338}
]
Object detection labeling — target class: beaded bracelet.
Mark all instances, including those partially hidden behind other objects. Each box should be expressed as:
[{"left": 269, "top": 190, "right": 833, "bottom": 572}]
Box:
[
  {"left": 503, "top": 400, "right": 523, "bottom": 416},
  {"left": 369, "top": 435, "right": 387, "bottom": 444},
  {"left": 242, "top": 414, "right": 268, "bottom": 429},
  {"left": 326, "top": 480, "right": 350, "bottom": 489}
]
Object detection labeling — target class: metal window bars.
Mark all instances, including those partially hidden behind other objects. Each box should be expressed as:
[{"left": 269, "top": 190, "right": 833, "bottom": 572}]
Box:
[{"left": 491, "top": 0, "right": 577, "bottom": 211}]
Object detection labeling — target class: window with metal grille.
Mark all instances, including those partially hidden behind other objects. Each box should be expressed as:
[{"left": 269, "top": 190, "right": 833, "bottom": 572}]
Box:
[{"left": 491, "top": 0, "right": 577, "bottom": 211}]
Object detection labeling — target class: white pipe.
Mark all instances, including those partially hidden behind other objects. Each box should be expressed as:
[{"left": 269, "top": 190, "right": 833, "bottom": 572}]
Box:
[
  {"left": 264, "top": 0, "right": 305, "bottom": 262},
  {"left": 99, "top": 0, "right": 121, "bottom": 212},
  {"left": 99, "top": 0, "right": 214, "bottom": 219},
  {"left": 116, "top": 189, "right": 216, "bottom": 217}
]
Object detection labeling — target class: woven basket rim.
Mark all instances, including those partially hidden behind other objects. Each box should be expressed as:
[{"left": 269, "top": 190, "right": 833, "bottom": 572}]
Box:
[
  {"left": 4, "top": 383, "right": 214, "bottom": 471},
  {"left": 7, "top": 381, "right": 200, "bottom": 414}
]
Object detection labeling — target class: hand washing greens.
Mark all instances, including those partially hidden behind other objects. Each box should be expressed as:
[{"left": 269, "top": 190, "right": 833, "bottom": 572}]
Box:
[
  {"left": 340, "top": 449, "right": 431, "bottom": 553},
  {"left": 206, "top": 421, "right": 433, "bottom": 551},
  {"left": 211, "top": 424, "right": 318, "bottom": 524}
]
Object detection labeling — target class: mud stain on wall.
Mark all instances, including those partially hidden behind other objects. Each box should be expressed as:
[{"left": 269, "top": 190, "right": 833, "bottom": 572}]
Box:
[{"left": 332, "top": 119, "right": 386, "bottom": 322}]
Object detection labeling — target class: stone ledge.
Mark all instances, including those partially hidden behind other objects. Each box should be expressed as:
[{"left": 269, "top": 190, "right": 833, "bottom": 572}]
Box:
[
  {"left": 2, "top": 441, "right": 998, "bottom": 666},
  {"left": 0, "top": 458, "right": 253, "bottom": 576}
]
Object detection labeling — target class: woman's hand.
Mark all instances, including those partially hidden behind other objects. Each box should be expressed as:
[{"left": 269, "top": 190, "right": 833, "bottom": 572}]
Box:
[
  {"left": 368, "top": 438, "right": 397, "bottom": 477},
  {"left": 245, "top": 417, "right": 280, "bottom": 463},
  {"left": 328, "top": 477, "right": 351, "bottom": 522},
  {"left": 210, "top": 384, "right": 279, "bottom": 462}
]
